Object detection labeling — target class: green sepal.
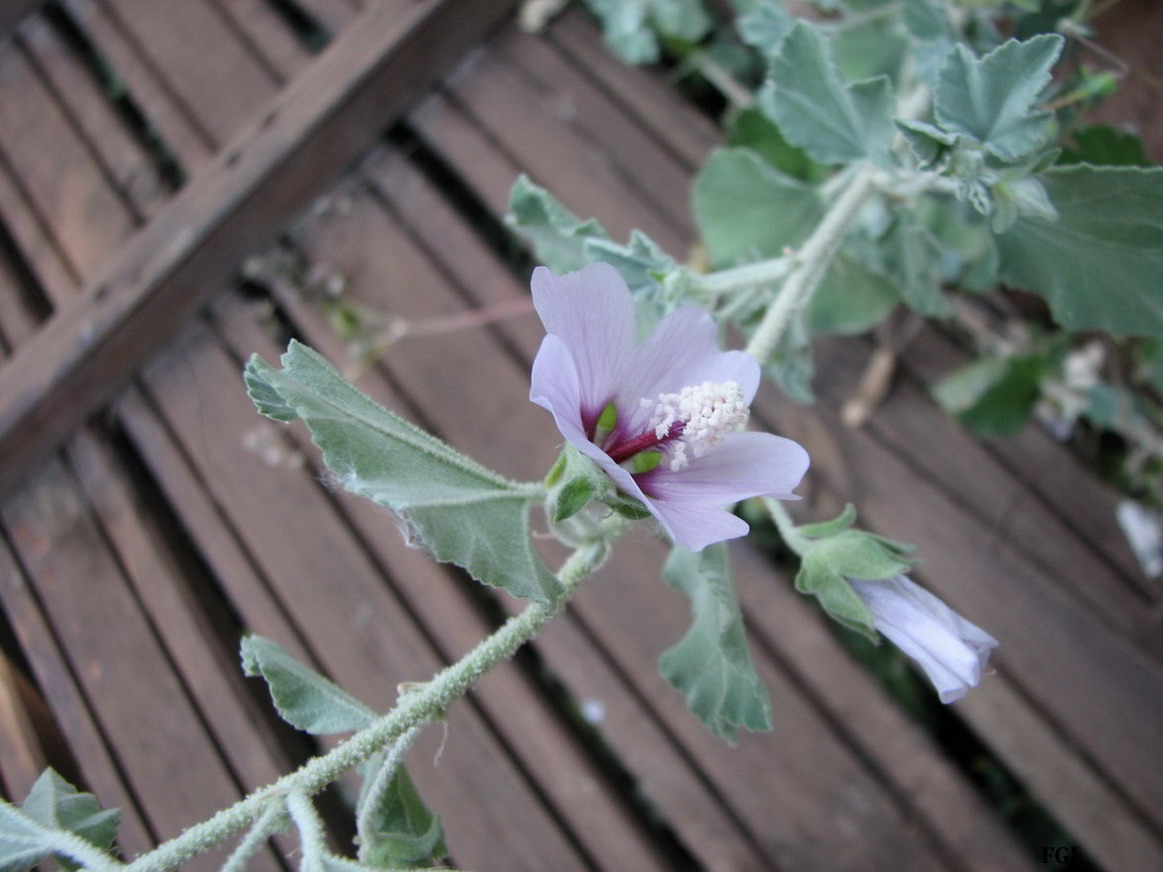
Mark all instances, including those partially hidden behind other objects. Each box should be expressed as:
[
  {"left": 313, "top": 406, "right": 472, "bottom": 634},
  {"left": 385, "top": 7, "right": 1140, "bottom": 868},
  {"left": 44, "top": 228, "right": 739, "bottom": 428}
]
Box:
[
  {"left": 628, "top": 450, "right": 664, "bottom": 474},
  {"left": 240, "top": 635, "right": 376, "bottom": 735},
  {"left": 794, "top": 559, "right": 878, "bottom": 640},
  {"left": 807, "top": 529, "right": 917, "bottom": 580},
  {"left": 546, "top": 445, "right": 610, "bottom": 523},
  {"left": 604, "top": 491, "right": 653, "bottom": 520},
  {"left": 357, "top": 759, "right": 445, "bottom": 869},
  {"left": 796, "top": 503, "right": 857, "bottom": 539},
  {"left": 660, "top": 544, "right": 772, "bottom": 743},
  {"left": 793, "top": 521, "right": 918, "bottom": 639}
]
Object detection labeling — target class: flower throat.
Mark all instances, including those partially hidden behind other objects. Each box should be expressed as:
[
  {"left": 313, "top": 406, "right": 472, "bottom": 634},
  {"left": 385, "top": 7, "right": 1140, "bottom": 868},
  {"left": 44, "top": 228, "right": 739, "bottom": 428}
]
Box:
[{"left": 598, "top": 381, "right": 749, "bottom": 473}]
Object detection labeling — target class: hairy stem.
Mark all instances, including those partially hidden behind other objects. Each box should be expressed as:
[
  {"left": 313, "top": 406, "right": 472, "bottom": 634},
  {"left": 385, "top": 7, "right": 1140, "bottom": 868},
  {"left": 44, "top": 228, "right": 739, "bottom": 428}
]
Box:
[
  {"left": 764, "top": 497, "right": 812, "bottom": 557},
  {"left": 745, "top": 164, "right": 878, "bottom": 364},
  {"left": 121, "top": 537, "right": 612, "bottom": 872},
  {"left": 42, "top": 825, "right": 126, "bottom": 872},
  {"left": 355, "top": 723, "right": 424, "bottom": 859}
]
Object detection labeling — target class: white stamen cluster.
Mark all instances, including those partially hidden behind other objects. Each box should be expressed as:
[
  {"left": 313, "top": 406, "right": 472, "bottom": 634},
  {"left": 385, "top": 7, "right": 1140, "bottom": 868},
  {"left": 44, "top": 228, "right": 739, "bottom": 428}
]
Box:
[{"left": 649, "top": 380, "right": 748, "bottom": 470}]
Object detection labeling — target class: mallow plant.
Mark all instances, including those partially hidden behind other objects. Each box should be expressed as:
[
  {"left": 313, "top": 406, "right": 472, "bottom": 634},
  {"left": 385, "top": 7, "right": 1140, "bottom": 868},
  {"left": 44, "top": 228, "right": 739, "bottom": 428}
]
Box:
[{"left": 5, "top": 0, "right": 1157, "bottom": 869}]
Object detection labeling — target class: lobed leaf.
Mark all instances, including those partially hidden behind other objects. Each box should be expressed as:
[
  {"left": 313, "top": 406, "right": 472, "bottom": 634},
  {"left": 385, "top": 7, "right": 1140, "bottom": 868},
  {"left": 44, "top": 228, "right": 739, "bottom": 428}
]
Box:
[
  {"left": 245, "top": 342, "right": 561, "bottom": 606},
  {"left": 759, "top": 21, "right": 895, "bottom": 165},
  {"left": 506, "top": 175, "right": 609, "bottom": 273},
  {"left": 934, "top": 34, "right": 1063, "bottom": 162},
  {"left": 660, "top": 545, "right": 772, "bottom": 743}
]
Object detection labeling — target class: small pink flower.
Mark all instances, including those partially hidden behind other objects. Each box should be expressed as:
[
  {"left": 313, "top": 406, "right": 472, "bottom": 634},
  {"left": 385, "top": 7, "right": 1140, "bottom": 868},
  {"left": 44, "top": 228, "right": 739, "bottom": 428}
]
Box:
[
  {"left": 850, "top": 574, "right": 998, "bottom": 702},
  {"left": 530, "top": 263, "right": 809, "bottom": 551}
]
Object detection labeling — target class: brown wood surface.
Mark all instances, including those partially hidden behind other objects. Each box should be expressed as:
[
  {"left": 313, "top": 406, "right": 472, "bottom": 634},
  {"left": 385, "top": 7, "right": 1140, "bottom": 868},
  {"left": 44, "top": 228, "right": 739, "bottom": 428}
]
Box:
[
  {"left": 0, "top": 0, "right": 521, "bottom": 499},
  {"left": 0, "top": 0, "right": 42, "bottom": 43},
  {"left": 0, "top": 3, "right": 1158, "bottom": 871}
]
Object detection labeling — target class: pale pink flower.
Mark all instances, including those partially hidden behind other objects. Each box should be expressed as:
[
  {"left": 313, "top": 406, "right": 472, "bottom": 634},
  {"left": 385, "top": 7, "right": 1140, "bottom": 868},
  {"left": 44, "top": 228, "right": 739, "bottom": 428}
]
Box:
[{"left": 530, "top": 263, "right": 809, "bottom": 551}]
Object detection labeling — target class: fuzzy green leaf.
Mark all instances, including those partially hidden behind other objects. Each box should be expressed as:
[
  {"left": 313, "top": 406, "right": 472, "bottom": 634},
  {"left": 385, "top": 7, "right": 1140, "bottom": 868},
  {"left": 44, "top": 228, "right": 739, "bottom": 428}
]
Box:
[
  {"left": 736, "top": 1, "right": 794, "bottom": 55},
  {"left": 809, "top": 254, "right": 901, "bottom": 335},
  {"left": 692, "top": 147, "right": 824, "bottom": 266},
  {"left": 660, "top": 545, "right": 772, "bottom": 743},
  {"left": 934, "top": 34, "right": 1063, "bottom": 162},
  {"left": 241, "top": 636, "right": 376, "bottom": 734},
  {"left": 760, "top": 21, "right": 895, "bottom": 164},
  {"left": 357, "top": 762, "right": 445, "bottom": 869},
  {"left": 506, "top": 175, "right": 609, "bottom": 273},
  {"left": 0, "top": 770, "right": 120, "bottom": 872},
  {"left": 246, "top": 342, "right": 561, "bottom": 606},
  {"left": 996, "top": 165, "right": 1163, "bottom": 337}
]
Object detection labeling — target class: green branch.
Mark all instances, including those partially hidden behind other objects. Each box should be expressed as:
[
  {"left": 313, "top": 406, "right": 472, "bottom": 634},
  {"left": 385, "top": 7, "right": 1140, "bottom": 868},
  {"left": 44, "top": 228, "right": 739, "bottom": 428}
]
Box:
[{"left": 120, "top": 536, "right": 613, "bottom": 872}]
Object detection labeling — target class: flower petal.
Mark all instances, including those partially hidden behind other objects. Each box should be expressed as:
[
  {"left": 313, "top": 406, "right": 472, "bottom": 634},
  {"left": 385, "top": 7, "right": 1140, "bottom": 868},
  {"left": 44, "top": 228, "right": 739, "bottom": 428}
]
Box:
[
  {"left": 850, "top": 575, "right": 998, "bottom": 703},
  {"left": 645, "top": 432, "right": 810, "bottom": 505},
  {"left": 531, "top": 264, "right": 637, "bottom": 423},
  {"left": 530, "top": 334, "right": 588, "bottom": 445},
  {"left": 643, "top": 496, "right": 751, "bottom": 552},
  {"left": 639, "top": 432, "right": 809, "bottom": 550},
  {"left": 617, "top": 307, "right": 760, "bottom": 434}
]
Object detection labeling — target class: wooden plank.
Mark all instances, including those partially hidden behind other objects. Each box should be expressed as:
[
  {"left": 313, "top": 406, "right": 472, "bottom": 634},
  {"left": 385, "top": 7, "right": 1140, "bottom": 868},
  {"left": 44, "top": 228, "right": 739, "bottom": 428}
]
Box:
[
  {"left": 1, "top": 458, "right": 280, "bottom": 870},
  {"left": 17, "top": 12, "right": 168, "bottom": 222},
  {"left": 92, "top": 0, "right": 279, "bottom": 149},
  {"left": 204, "top": 0, "right": 312, "bottom": 86},
  {"left": 0, "top": 40, "right": 135, "bottom": 293},
  {"left": 58, "top": 0, "right": 215, "bottom": 172},
  {"left": 490, "top": 25, "right": 698, "bottom": 233},
  {"left": 432, "top": 48, "right": 691, "bottom": 253},
  {"left": 0, "top": 0, "right": 42, "bottom": 43},
  {"left": 0, "top": 0, "right": 521, "bottom": 499},
  {"left": 293, "top": 0, "right": 363, "bottom": 38},
  {"left": 0, "top": 646, "right": 47, "bottom": 800},
  {"left": 65, "top": 429, "right": 295, "bottom": 793},
  {"left": 0, "top": 534, "right": 155, "bottom": 856},
  {"left": 547, "top": 7, "right": 719, "bottom": 172}
]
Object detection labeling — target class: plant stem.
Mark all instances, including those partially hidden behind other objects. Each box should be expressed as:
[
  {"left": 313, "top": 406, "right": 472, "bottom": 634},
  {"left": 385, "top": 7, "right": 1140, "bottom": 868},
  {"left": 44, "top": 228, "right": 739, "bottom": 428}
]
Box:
[
  {"left": 43, "top": 826, "right": 126, "bottom": 872},
  {"left": 286, "top": 791, "right": 327, "bottom": 872},
  {"left": 121, "top": 538, "right": 611, "bottom": 872},
  {"left": 355, "top": 723, "right": 423, "bottom": 859},
  {"left": 219, "top": 804, "right": 285, "bottom": 872},
  {"left": 764, "top": 497, "right": 807, "bottom": 555},
  {"left": 691, "top": 256, "right": 794, "bottom": 298},
  {"left": 745, "top": 164, "right": 878, "bottom": 364}
]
